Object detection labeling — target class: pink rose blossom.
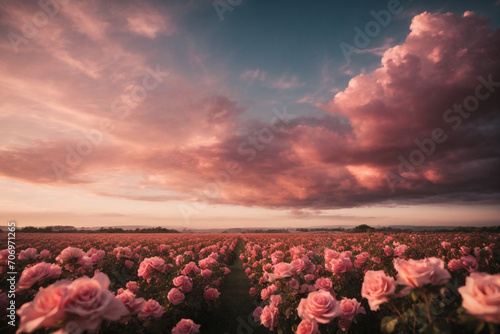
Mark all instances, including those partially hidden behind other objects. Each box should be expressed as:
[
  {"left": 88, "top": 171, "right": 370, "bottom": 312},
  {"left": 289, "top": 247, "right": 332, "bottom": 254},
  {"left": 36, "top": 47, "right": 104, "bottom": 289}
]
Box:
[
  {"left": 138, "top": 299, "right": 164, "bottom": 320},
  {"left": 394, "top": 257, "right": 451, "bottom": 289},
  {"left": 296, "top": 318, "right": 320, "bottom": 334},
  {"left": 460, "top": 255, "right": 479, "bottom": 273},
  {"left": 168, "top": 288, "right": 185, "bottom": 305},
  {"left": 297, "top": 290, "right": 341, "bottom": 324},
  {"left": 115, "top": 289, "right": 146, "bottom": 315},
  {"left": 260, "top": 304, "right": 279, "bottom": 330},
  {"left": 126, "top": 281, "right": 140, "bottom": 294},
  {"left": 314, "top": 277, "right": 333, "bottom": 293},
  {"left": 204, "top": 288, "right": 220, "bottom": 301},
  {"left": 173, "top": 275, "right": 193, "bottom": 293},
  {"left": 18, "top": 248, "right": 38, "bottom": 261},
  {"left": 172, "top": 319, "right": 201, "bottom": 334},
  {"left": 340, "top": 297, "right": 366, "bottom": 321},
  {"left": 17, "top": 280, "right": 70, "bottom": 333},
  {"left": 273, "top": 262, "right": 294, "bottom": 278},
  {"left": 17, "top": 262, "right": 62, "bottom": 290},
  {"left": 458, "top": 272, "right": 500, "bottom": 324},
  {"left": 361, "top": 270, "right": 396, "bottom": 311}
]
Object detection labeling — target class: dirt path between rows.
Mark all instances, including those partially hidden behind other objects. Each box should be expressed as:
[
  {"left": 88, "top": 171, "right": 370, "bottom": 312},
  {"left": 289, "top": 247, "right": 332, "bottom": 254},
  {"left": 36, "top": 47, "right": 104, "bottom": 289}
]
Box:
[{"left": 201, "top": 239, "right": 271, "bottom": 334}]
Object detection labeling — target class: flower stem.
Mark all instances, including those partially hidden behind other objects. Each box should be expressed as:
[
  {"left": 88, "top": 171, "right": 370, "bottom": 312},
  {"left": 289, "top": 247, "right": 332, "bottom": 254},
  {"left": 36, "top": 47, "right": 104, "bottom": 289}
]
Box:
[{"left": 422, "top": 292, "right": 432, "bottom": 324}]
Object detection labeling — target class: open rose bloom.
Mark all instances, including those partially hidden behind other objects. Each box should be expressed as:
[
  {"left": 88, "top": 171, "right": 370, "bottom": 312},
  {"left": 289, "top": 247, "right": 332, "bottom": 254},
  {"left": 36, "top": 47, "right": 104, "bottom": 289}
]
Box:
[
  {"left": 458, "top": 272, "right": 500, "bottom": 324},
  {"left": 361, "top": 270, "right": 397, "bottom": 311},
  {"left": 394, "top": 257, "right": 451, "bottom": 290},
  {"left": 297, "top": 290, "right": 341, "bottom": 324},
  {"left": 17, "top": 273, "right": 129, "bottom": 333}
]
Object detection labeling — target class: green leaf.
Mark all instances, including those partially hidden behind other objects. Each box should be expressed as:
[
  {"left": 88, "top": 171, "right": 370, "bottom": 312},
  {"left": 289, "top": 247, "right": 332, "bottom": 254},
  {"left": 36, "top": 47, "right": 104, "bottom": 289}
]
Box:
[
  {"left": 381, "top": 315, "right": 400, "bottom": 334},
  {"left": 411, "top": 290, "right": 419, "bottom": 302}
]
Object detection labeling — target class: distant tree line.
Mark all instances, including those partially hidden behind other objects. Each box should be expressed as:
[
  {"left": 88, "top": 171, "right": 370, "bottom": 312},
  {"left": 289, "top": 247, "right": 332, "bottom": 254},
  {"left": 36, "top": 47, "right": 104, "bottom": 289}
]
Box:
[{"left": 13, "top": 226, "right": 179, "bottom": 233}]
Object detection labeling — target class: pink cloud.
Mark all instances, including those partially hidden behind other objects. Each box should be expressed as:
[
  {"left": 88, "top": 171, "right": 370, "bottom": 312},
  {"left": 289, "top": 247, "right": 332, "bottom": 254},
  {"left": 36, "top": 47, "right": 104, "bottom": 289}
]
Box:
[{"left": 0, "top": 10, "right": 498, "bottom": 212}]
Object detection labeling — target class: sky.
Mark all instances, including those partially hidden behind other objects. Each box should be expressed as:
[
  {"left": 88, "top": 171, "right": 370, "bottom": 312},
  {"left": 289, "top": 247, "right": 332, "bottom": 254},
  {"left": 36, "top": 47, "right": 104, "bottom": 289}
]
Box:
[{"left": 0, "top": 0, "right": 499, "bottom": 229}]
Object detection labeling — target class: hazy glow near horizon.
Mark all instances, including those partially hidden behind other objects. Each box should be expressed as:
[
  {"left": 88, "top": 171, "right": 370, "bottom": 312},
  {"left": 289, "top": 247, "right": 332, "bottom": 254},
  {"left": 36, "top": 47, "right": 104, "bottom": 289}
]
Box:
[{"left": 0, "top": 1, "right": 499, "bottom": 228}]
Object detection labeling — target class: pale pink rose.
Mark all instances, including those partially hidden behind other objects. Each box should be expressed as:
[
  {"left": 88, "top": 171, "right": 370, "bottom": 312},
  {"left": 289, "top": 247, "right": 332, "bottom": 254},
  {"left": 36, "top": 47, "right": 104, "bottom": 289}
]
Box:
[
  {"left": 115, "top": 289, "right": 146, "bottom": 314},
  {"left": 181, "top": 262, "right": 201, "bottom": 276},
  {"left": 394, "top": 257, "right": 451, "bottom": 288},
  {"left": 328, "top": 257, "right": 353, "bottom": 274},
  {"left": 324, "top": 248, "right": 340, "bottom": 263},
  {"left": 39, "top": 250, "right": 51, "bottom": 259},
  {"left": 138, "top": 299, "right": 164, "bottom": 320},
  {"left": 354, "top": 252, "right": 370, "bottom": 268},
  {"left": 77, "top": 256, "right": 93, "bottom": 274},
  {"left": 239, "top": 254, "right": 245, "bottom": 261},
  {"left": 291, "top": 258, "right": 306, "bottom": 274},
  {"left": 261, "top": 285, "right": 278, "bottom": 300},
  {"left": 168, "top": 288, "right": 185, "bottom": 305},
  {"left": 296, "top": 318, "right": 320, "bottom": 334},
  {"left": 126, "top": 281, "right": 140, "bottom": 294},
  {"left": 460, "top": 255, "right": 479, "bottom": 273},
  {"left": 270, "top": 294, "right": 282, "bottom": 307},
  {"left": 253, "top": 306, "right": 262, "bottom": 323},
  {"left": 394, "top": 245, "right": 408, "bottom": 257},
  {"left": 175, "top": 255, "right": 185, "bottom": 266},
  {"left": 271, "top": 251, "right": 285, "bottom": 264},
  {"left": 204, "top": 288, "right": 220, "bottom": 301},
  {"left": 314, "top": 277, "right": 333, "bottom": 292},
  {"left": 448, "top": 259, "right": 463, "bottom": 271},
  {"left": 113, "top": 247, "right": 133, "bottom": 259},
  {"left": 18, "top": 248, "right": 38, "bottom": 261},
  {"left": 297, "top": 290, "right": 341, "bottom": 324},
  {"left": 260, "top": 304, "right": 279, "bottom": 330},
  {"left": 201, "top": 269, "right": 213, "bottom": 279},
  {"left": 340, "top": 297, "right": 366, "bottom": 321},
  {"left": 361, "top": 270, "right": 396, "bottom": 311},
  {"left": 17, "top": 280, "right": 70, "bottom": 333},
  {"left": 198, "top": 257, "right": 218, "bottom": 269},
  {"left": 458, "top": 272, "right": 500, "bottom": 324},
  {"left": 17, "top": 262, "right": 62, "bottom": 290},
  {"left": 138, "top": 257, "right": 166, "bottom": 282},
  {"left": 273, "top": 262, "right": 294, "bottom": 278},
  {"left": 224, "top": 267, "right": 231, "bottom": 275},
  {"left": 172, "top": 318, "right": 201, "bottom": 334},
  {"left": 62, "top": 273, "right": 129, "bottom": 332},
  {"left": 441, "top": 241, "right": 451, "bottom": 249},
  {"left": 56, "top": 247, "right": 85, "bottom": 264},
  {"left": 383, "top": 245, "right": 393, "bottom": 257},
  {"left": 372, "top": 256, "right": 381, "bottom": 264},
  {"left": 173, "top": 275, "right": 193, "bottom": 293}
]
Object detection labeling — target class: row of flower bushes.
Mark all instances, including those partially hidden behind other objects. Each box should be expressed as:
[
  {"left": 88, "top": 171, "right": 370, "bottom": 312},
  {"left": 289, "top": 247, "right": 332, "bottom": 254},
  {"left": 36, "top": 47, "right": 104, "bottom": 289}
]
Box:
[{"left": 240, "top": 232, "right": 500, "bottom": 333}]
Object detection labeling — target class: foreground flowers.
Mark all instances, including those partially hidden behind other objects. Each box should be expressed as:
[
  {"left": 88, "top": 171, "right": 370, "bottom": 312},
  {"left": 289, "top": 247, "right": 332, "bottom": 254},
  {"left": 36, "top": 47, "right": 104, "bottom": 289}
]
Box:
[
  {"left": 17, "top": 273, "right": 129, "bottom": 333},
  {"left": 458, "top": 272, "right": 500, "bottom": 324},
  {"left": 394, "top": 257, "right": 451, "bottom": 289},
  {"left": 172, "top": 318, "right": 201, "bottom": 334},
  {"left": 297, "top": 290, "right": 341, "bottom": 324},
  {"left": 361, "top": 270, "right": 396, "bottom": 311}
]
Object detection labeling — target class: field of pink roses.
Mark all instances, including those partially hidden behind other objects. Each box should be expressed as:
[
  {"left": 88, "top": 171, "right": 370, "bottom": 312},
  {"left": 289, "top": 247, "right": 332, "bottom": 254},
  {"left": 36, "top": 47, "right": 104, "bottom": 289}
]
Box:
[
  {"left": 1, "top": 233, "right": 237, "bottom": 333},
  {"left": 241, "top": 232, "right": 500, "bottom": 334},
  {"left": 0, "top": 231, "right": 499, "bottom": 333}
]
